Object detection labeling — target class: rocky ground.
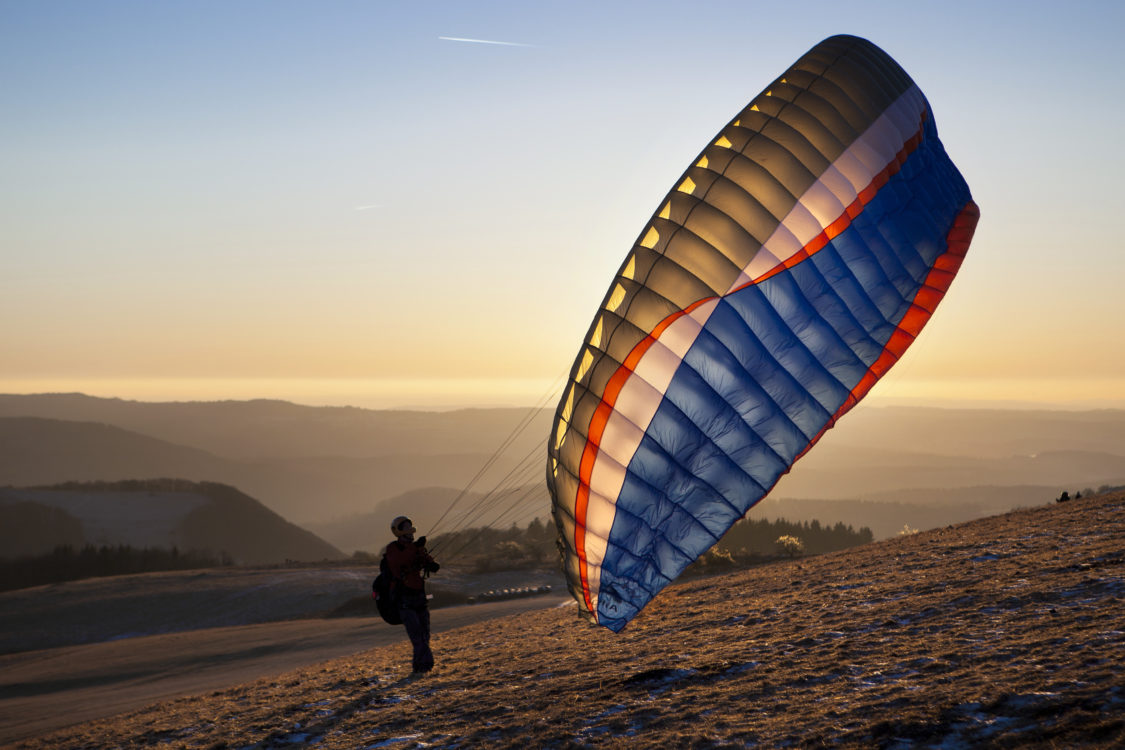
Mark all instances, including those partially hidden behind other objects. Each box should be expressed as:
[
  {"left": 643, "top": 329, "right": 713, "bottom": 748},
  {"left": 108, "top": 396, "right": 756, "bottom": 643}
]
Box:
[{"left": 9, "top": 491, "right": 1124, "bottom": 749}]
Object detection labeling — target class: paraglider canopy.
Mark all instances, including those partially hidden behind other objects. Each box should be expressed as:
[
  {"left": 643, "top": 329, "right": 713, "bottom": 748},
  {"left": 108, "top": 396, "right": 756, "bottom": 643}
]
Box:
[{"left": 547, "top": 34, "right": 978, "bottom": 632}]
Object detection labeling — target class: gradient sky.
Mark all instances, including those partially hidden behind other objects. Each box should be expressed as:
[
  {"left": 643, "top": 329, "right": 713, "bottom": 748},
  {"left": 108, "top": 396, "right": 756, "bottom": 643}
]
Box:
[{"left": 3, "top": 0, "right": 1124, "bottom": 409}]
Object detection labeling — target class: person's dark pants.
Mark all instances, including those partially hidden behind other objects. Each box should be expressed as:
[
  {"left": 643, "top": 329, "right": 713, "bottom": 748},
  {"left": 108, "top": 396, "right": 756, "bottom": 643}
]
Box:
[{"left": 399, "top": 592, "right": 433, "bottom": 673}]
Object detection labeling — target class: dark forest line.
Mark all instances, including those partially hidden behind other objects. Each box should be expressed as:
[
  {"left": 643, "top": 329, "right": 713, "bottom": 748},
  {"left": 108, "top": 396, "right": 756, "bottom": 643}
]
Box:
[
  {"left": 0, "top": 544, "right": 227, "bottom": 592},
  {"left": 2, "top": 511, "right": 876, "bottom": 592},
  {"left": 379, "top": 515, "right": 875, "bottom": 574}
]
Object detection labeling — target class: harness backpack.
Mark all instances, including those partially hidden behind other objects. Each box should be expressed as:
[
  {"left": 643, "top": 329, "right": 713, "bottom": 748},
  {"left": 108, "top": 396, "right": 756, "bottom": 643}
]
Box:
[{"left": 371, "top": 553, "right": 402, "bottom": 625}]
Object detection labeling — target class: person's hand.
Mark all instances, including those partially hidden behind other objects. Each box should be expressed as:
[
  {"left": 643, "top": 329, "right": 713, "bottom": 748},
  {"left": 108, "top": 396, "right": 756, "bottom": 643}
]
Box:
[{"left": 424, "top": 561, "right": 440, "bottom": 574}]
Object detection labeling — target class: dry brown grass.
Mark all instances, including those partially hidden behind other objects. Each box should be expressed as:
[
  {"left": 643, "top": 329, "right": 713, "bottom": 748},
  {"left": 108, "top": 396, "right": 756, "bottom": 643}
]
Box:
[{"left": 12, "top": 491, "right": 1125, "bottom": 749}]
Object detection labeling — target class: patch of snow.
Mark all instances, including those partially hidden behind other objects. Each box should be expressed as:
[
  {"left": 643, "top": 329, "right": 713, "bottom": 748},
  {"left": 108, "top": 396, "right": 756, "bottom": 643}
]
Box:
[
  {"left": 829, "top": 582, "right": 873, "bottom": 590},
  {"left": 623, "top": 721, "right": 645, "bottom": 737},
  {"left": 723, "top": 661, "right": 761, "bottom": 676},
  {"left": 855, "top": 591, "right": 910, "bottom": 608},
  {"left": 239, "top": 732, "right": 322, "bottom": 749},
  {"left": 1003, "top": 691, "right": 1060, "bottom": 707},
  {"left": 365, "top": 733, "right": 422, "bottom": 748},
  {"left": 934, "top": 691, "right": 1070, "bottom": 746},
  {"left": 107, "top": 631, "right": 148, "bottom": 641},
  {"left": 1055, "top": 576, "right": 1125, "bottom": 606}
]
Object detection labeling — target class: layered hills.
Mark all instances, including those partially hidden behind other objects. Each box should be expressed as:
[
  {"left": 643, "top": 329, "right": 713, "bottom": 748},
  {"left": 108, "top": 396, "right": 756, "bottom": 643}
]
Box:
[
  {"left": 2, "top": 394, "right": 1124, "bottom": 554},
  {"left": 0, "top": 394, "right": 547, "bottom": 526}
]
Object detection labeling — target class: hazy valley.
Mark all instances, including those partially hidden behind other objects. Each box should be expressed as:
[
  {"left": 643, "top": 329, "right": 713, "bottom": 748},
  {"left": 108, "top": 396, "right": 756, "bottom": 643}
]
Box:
[{"left": 2, "top": 394, "right": 1123, "bottom": 556}]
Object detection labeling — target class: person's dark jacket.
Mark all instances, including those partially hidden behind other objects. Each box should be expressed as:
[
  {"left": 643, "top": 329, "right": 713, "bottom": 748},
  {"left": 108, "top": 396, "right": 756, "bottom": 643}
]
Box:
[{"left": 384, "top": 539, "right": 437, "bottom": 593}]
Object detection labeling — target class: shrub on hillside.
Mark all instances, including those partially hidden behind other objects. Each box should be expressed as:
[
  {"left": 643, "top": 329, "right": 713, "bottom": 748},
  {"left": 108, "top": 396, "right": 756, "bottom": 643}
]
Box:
[
  {"left": 776, "top": 535, "right": 804, "bottom": 558},
  {"left": 720, "top": 516, "right": 872, "bottom": 555}
]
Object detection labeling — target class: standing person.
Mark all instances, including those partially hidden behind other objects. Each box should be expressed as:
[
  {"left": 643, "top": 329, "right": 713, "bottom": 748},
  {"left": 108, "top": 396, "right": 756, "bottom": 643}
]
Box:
[{"left": 384, "top": 516, "right": 439, "bottom": 676}]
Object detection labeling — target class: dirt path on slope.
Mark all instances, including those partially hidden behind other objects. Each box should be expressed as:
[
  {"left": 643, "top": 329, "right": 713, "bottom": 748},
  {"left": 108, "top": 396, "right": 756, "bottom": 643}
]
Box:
[{"left": 0, "top": 594, "right": 569, "bottom": 744}]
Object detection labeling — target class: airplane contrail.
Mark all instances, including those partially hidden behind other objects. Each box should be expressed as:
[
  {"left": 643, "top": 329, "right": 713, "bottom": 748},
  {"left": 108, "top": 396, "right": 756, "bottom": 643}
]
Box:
[{"left": 439, "top": 36, "right": 533, "bottom": 47}]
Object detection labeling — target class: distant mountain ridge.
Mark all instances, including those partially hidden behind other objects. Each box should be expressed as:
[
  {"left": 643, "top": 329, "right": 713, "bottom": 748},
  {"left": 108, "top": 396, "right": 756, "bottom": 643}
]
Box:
[
  {"left": 0, "top": 416, "right": 228, "bottom": 487},
  {"left": 0, "top": 393, "right": 551, "bottom": 460}
]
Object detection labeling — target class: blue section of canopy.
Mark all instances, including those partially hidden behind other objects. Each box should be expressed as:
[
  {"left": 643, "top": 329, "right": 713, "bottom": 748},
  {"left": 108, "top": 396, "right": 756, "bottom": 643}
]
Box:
[{"left": 594, "top": 122, "right": 971, "bottom": 631}]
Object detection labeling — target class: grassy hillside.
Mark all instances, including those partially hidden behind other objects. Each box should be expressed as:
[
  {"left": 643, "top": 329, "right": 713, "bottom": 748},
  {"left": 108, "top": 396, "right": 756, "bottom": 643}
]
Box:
[
  {"left": 17, "top": 490, "right": 1124, "bottom": 748},
  {"left": 750, "top": 486, "right": 1058, "bottom": 539}
]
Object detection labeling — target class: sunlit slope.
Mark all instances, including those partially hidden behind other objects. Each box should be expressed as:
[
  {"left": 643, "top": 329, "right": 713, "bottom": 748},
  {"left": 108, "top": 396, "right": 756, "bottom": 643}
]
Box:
[{"left": 20, "top": 490, "right": 1125, "bottom": 748}]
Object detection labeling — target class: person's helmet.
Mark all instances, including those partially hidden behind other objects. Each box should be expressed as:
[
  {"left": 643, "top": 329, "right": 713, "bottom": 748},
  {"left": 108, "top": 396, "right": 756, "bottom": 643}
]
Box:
[{"left": 391, "top": 516, "right": 416, "bottom": 537}]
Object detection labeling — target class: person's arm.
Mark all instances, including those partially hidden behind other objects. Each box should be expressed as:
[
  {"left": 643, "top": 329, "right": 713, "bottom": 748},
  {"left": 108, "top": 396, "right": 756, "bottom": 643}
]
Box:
[{"left": 420, "top": 547, "right": 439, "bottom": 573}]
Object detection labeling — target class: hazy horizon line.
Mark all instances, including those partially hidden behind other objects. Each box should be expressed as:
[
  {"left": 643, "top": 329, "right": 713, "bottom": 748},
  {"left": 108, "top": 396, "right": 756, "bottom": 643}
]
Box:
[{"left": 2, "top": 388, "right": 1123, "bottom": 414}]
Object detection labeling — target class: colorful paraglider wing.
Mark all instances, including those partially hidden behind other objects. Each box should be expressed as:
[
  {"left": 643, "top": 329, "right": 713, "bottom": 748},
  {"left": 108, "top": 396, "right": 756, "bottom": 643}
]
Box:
[{"left": 547, "top": 35, "right": 979, "bottom": 632}]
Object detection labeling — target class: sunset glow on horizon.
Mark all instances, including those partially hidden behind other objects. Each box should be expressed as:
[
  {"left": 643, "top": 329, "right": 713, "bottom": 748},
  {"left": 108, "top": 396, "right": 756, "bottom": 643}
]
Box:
[{"left": 3, "top": 1, "right": 1124, "bottom": 411}]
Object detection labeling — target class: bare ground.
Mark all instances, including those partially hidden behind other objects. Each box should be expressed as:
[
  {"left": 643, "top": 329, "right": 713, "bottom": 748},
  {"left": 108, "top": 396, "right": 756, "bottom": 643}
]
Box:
[
  {"left": 7, "top": 491, "right": 1125, "bottom": 749},
  {"left": 0, "top": 596, "right": 567, "bottom": 744}
]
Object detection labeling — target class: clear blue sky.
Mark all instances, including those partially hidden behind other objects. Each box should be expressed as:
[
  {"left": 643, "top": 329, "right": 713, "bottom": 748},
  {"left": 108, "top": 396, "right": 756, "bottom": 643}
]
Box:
[{"left": 2, "top": 0, "right": 1123, "bottom": 408}]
